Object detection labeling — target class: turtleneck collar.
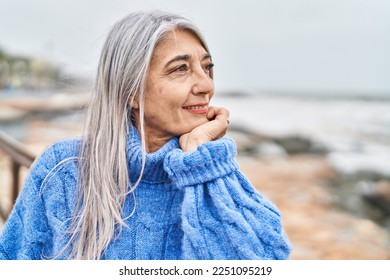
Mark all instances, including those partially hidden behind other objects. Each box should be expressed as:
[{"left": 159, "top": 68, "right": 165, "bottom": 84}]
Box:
[{"left": 126, "top": 125, "right": 180, "bottom": 184}]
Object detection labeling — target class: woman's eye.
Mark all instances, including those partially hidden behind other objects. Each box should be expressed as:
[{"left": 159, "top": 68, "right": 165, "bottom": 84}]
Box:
[
  {"left": 204, "top": 63, "right": 214, "bottom": 74},
  {"left": 174, "top": 64, "right": 188, "bottom": 72},
  {"left": 205, "top": 63, "right": 214, "bottom": 70}
]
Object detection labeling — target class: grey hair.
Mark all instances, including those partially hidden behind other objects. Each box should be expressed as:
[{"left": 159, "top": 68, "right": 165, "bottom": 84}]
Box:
[{"left": 66, "top": 10, "right": 211, "bottom": 259}]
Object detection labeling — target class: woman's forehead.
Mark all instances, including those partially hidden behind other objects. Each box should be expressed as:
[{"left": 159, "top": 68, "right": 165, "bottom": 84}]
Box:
[{"left": 152, "top": 29, "right": 208, "bottom": 63}]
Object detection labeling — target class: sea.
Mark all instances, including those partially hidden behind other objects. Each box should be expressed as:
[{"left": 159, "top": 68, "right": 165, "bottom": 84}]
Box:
[{"left": 213, "top": 91, "right": 390, "bottom": 178}]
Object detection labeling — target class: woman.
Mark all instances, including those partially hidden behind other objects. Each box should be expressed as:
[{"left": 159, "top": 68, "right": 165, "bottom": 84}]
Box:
[{"left": 0, "top": 11, "right": 291, "bottom": 260}]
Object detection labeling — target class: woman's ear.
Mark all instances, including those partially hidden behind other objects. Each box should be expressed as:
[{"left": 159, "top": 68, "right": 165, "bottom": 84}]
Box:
[
  {"left": 131, "top": 94, "right": 140, "bottom": 110},
  {"left": 132, "top": 100, "right": 139, "bottom": 110}
]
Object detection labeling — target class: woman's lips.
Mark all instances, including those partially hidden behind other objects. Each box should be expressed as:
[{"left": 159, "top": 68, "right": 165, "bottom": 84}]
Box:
[{"left": 182, "top": 104, "right": 208, "bottom": 114}]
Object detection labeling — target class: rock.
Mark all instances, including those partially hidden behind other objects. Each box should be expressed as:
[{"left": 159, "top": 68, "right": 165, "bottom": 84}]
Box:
[
  {"left": 226, "top": 130, "right": 258, "bottom": 153},
  {"left": 273, "top": 135, "right": 312, "bottom": 154},
  {"left": 254, "top": 141, "right": 287, "bottom": 157},
  {"left": 359, "top": 180, "right": 390, "bottom": 214},
  {"left": 227, "top": 125, "right": 272, "bottom": 155},
  {"left": 273, "top": 135, "right": 328, "bottom": 155}
]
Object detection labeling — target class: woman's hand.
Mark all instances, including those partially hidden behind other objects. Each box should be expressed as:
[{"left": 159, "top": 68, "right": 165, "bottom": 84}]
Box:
[{"left": 179, "top": 106, "right": 230, "bottom": 152}]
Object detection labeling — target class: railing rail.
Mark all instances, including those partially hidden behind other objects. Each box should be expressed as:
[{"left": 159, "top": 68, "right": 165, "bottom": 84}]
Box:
[{"left": 0, "top": 130, "right": 36, "bottom": 221}]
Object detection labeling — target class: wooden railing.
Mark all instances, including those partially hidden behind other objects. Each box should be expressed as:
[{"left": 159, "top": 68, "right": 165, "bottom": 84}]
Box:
[{"left": 0, "top": 130, "right": 36, "bottom": 221}]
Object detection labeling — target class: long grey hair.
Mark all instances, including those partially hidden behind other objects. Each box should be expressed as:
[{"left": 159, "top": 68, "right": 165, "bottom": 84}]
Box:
[{"left": 66, "top": 11, "right": 211, "bottom": 259}]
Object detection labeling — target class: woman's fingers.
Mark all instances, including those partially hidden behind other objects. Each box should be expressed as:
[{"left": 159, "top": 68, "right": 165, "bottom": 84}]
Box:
[
  {"left": 207, "top": 106, "right": 230, "bottom": 123},
  {"left": 198, "top": 106, "right": 229, "bottom": 140},
  {"left": 179, "top": 107, "right": 230, "bottom": 152},
  {"left": 207, "top": 106, "right": 229, "bottom": 138}
]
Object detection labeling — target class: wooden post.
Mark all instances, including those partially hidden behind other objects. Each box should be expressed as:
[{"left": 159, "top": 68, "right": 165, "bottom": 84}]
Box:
[
  {"left": 0, "top": 130, "right": 36, "bottom": 221},
  {"left": 11, "top": 160, "right": 20, "bottom": 205}
]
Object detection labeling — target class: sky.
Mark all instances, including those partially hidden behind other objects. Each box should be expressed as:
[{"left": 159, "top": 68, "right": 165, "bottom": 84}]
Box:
[{"left": 1, "top": 0, "right": 390, "bottom": 93}]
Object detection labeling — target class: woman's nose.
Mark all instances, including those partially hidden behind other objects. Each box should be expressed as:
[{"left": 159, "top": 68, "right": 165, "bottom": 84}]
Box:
[{"left": 192, "top": 67, "right": 214, "bottom": 95}]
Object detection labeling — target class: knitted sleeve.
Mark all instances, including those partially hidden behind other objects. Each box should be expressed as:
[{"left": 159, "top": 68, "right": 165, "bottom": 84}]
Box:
[
  {"left": 0, "top": 140, "right": 77, "bottom": 260},
  {"left": 164, "top": 137, "right": 291, "bottom": 260}
]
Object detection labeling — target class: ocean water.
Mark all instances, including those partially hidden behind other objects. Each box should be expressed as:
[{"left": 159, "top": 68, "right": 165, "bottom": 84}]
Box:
[{"left": 213, "top": 92, "right": 390, "bottom": 177}]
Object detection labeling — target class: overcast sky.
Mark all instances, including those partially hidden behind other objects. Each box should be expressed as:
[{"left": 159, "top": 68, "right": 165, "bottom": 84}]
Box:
[{"left": 1, "top": 0, "right": 390, "bottom": 93}]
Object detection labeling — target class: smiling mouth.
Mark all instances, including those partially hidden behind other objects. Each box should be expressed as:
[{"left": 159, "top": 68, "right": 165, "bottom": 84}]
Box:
[{"left": 182, "top": 104, "right": 208, "bottom": 114}]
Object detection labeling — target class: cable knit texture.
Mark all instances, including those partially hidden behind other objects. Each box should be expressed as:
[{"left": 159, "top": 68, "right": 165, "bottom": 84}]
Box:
[{"left": 0, "top": 127, "right": 291, "bottom": 260}]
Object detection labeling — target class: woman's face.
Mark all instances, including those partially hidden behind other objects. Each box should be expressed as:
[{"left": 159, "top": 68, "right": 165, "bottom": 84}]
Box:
[{"left": 134, "top": 29, "right": 214, "bottom": 150}]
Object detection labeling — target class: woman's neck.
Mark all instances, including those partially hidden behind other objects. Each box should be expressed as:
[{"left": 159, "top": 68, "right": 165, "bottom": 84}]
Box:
[{"left": 134, "top": 124, "right": 174, "bottom": 153}]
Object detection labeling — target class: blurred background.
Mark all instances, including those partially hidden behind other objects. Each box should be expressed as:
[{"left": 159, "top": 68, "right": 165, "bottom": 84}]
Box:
[{"left": 1, "top": 0, "right": 390, "bottom": 259}]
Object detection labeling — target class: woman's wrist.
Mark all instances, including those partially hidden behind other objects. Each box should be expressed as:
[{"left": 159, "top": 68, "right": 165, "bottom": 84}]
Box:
[{"left": 179, "top": 133, "right": 208, "bottom": 152}]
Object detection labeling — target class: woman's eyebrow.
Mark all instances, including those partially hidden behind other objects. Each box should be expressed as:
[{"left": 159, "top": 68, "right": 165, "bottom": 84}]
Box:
[
  {"left": 164, "top": 53, "right": 212, "bottom": 68},
  {"left": 165, "top": 54, "right": 190, "bottom": 68},
  {"left": 202, "top": 53, "right": 212, "bottom": 61}
]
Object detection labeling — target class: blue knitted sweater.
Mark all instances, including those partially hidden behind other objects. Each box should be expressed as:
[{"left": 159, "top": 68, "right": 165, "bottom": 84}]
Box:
[{"left": 0, "top": 127, "right": 291, "bottom": 260}]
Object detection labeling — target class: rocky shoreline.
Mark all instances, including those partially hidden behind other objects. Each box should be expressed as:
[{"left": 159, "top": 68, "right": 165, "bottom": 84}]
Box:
[
  {"left": 228, "top": 125, "right": 390, "bottom": 232},
  {"left": 229, "top": 126, "right": 390, "bottom": 259}
]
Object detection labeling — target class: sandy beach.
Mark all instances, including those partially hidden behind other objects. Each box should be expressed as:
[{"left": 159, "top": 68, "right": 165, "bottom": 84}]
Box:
[{"left": 1, "top": 91, "right": 390, "bottom": 259}]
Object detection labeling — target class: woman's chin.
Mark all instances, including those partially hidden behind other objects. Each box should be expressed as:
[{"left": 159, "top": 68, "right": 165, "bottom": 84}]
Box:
[{"left": 178, "top": 118, "right": 208, "bottom": 135}]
